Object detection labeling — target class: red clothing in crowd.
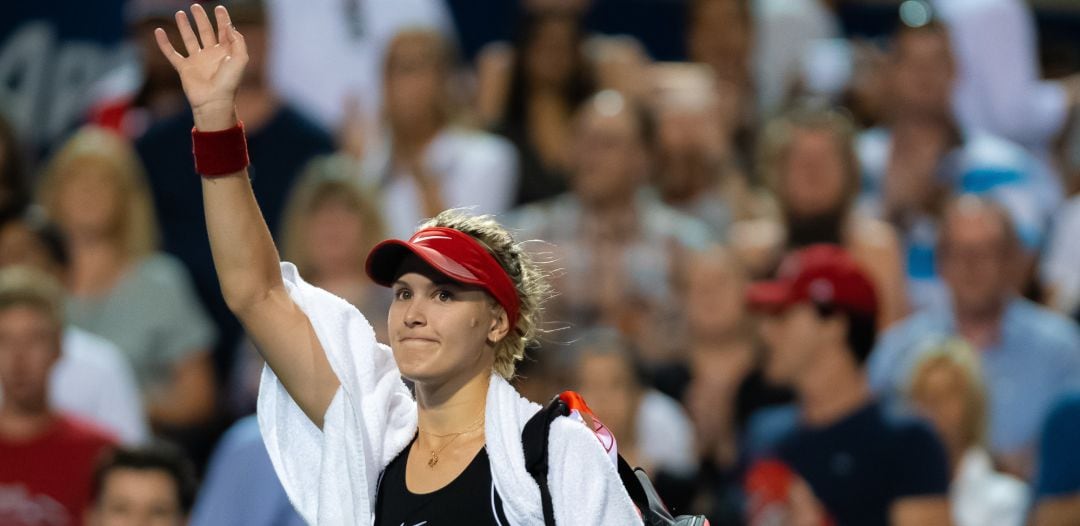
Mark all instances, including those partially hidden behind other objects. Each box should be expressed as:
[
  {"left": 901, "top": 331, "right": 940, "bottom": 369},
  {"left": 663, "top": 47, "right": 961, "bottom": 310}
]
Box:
[{"left": 0, "top": 415, "right": 116, "bottom": 526}]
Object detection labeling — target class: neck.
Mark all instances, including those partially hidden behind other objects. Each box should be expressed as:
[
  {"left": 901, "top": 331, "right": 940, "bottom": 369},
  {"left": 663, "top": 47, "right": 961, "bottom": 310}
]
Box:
[
  {"left": 796, "top": 352, "right": 871, "bottom": 427},
  {"left": 69, "top": 237, "right": 126, "bottom": 296},
  {"left": 415, "top": 370, "right": 491, "bottom": 436},
  {"left": 0, "top": 402, "right": 54, "bottom": 441},
  {"left": 955, "top": 300, "right": 1007, "bottom": 349}
]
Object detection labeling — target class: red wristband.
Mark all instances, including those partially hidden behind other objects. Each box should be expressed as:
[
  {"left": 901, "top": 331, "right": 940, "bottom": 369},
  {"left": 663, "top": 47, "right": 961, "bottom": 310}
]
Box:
[{"left": 192, "top": 122, "right": 250, "bottom": 177}]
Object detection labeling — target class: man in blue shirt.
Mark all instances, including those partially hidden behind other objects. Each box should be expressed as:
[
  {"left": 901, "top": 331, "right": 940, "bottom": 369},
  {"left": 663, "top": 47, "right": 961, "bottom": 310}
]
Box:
[
  {"left": 869, "top": 196, "right": 1080, "bottom": 477},
  {"left": 745, "top": 245, "right": 950, "bottom": 526},
  {"left": 855, "top": 19, "right": 1054, "bottom": 312}
]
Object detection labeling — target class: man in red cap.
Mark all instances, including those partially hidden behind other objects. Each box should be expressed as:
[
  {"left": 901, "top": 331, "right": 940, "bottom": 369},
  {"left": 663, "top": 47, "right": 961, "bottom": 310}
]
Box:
[{"left": 743, "top": 244, "right": 951, "bottom": 526}]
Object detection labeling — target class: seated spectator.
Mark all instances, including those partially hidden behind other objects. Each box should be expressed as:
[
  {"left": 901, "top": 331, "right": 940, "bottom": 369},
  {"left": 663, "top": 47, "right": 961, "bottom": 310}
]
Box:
[
  {"left": 189, "top": 416, "right": 304, "bottom": 526},
  {"left": 0, "top": 210, "right": 147, "bottom": 445},
  {"left": 228, "top": 154, "right": 392, "bottom": 414},
  {"left": 906, "top": 338, "right": 1028, "bottom": 526},
  {"left": 38, "top": 127, "right": 218, "bottom": 430},
  {"left": 650, "top": 64, "right": 768, "bottom": 239},
  {"left": 856, "top": 19, "right": 1050, "bottom": 310},
  {"left": 265, "top": 0, "right": 455, "bottom": 133},
  {"left": 573, "top": 327, "right": 696, "bottom": 477},
  {"left": 743, "top": 105, "right": 908, "bottom": 327},
  {"left": 363, "top": 28, "right": 518, "bottom": 239},
  {"left": 135, "top": 0, "right": 334, "bottom": 381},
  {"left": 686, "top": 0, "right": 755, "bottom": 130},
  {"left": 88, "top": 442, "right": 196, "bottom": 526},
  {"left": 1040, "top": 120, "right": 1080, "bottom": 317},
  {"left": 744, "top": 245, "right": 951, "bottom": 526},
  {"left": 869, "top": 196, "right": 1080, "bottom": 477},
  {"left": 1030, "top": 392, "right": 1080, "bottom": 526},
  {"left": 476, "top": 7, "right": 594, "bottom": 205},
  {"left": 509, "top": 90, "right": 712, "bottom": 364},
  {"left": 282, "top": 154, "right": 392, "bottom": 337},
  {"left": 0, "top": 267, "right": 117, "bottom": 526}
]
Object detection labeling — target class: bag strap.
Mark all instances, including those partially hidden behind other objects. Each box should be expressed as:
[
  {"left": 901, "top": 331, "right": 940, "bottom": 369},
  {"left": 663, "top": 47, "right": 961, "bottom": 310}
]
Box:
[
  {"left": 522, "top": 394, "right": 656, "bottom": 525},
  {"left": 522, "top": 396, "right": 568, "bottom": 526}
]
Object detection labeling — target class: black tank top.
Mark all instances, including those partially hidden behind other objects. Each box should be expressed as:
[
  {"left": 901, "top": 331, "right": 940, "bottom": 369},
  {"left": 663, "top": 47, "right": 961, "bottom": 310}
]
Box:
[{"left": 374, "top": 440, "right": 510, "bottom": 525}]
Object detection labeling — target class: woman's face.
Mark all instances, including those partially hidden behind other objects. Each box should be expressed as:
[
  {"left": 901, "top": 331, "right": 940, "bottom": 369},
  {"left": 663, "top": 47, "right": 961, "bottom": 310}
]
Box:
[
  {"left": 384, "top": 35, "right": 444, "bottom": 127},
  {"left": 388, "top": 256, "right": 506, "bottom": 384},
  {"left": 782, "top": 129, "right": 849, "bottom": 218},
  {"left": 525, "top": 16, "right": 578, "bottom": 89},
  {"left": 303, "top": 198, "right": 365, "bottom": 276},
  {"left": 911, "top": 363, "right": 970, "bottom": 455},
  {"left": 56, "top": 162, "right": 121, "bottom": 238}
]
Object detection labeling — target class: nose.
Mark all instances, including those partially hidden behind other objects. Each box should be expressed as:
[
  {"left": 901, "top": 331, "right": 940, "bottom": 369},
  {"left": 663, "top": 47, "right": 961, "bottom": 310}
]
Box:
[{"left": 403, "top": 299, "right": 427, "bottom": 329}]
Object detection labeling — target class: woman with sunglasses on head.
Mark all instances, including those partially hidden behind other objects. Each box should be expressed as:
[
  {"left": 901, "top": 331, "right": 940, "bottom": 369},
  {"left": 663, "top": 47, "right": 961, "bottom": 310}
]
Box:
[{"left": 154, "top": 5, "right": 640, "bottom": 524}]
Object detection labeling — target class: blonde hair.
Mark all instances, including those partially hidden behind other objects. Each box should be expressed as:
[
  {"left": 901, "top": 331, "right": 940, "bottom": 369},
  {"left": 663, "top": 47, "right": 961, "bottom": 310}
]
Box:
[
  {"left": 757, "top": 105, "right": 860, "bottom": 210},
  {"left": 37, "top": 126, "right": 159, "bottom": 259},
  {"left": 281, "top": 155, "right": 386, "bottom": 279},
  {"left": 0, "top": 265, "right": 66, "bottom": 330},
  {"left": 907, "top": 338, "right": 989, "bottom": 450},
  {"left": 419, "top": 209, "right": 552, "bottom": 379}
]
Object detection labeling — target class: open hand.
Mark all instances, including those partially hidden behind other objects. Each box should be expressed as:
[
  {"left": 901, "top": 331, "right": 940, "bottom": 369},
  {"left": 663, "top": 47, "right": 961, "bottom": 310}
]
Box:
[{"left": 155, "top": 4, "right": 248, "bottom": 131}]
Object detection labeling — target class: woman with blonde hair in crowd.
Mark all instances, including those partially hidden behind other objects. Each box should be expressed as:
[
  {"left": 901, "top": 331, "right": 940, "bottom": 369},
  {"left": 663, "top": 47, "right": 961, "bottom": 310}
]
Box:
[
  {"left": 280, "top": 154, "right": 391, "bottom": 337},
  {"left": 907, "top": 338, "right": 1028, "bottom": 526},
  {"left": 37, "top": 126, "right": 217, "bottom": 430}
]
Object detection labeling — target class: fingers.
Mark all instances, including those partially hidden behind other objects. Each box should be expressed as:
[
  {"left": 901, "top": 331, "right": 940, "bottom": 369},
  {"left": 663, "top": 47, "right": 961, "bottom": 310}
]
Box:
[
  {"left": 190, "top": 3, "right": 218, "bottom": 48},
  {"left": 214, "top": 5, "right": 231, "bottom": 47},
  {"left": 214, "top": 25, "right": 249, "bottom": 89},
  {"left": 175, "top": 10, "right": 201, "bottom": 55},
  {"left": 153, "top": 28, "right": 185, "bottom": 69},
  {"left": 227, "top": 23, "right": 248, "bottom": 61}
]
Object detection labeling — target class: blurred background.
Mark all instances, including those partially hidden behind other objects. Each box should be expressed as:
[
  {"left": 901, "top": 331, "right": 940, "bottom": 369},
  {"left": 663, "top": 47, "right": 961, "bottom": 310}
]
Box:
[{"left": 1, "top": 0, "right": 1080, "bottom": 524}]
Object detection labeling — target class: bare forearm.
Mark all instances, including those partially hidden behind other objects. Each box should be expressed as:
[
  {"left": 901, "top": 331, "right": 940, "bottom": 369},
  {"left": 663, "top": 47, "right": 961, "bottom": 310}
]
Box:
[{"left": 195, "top": 108, "right": 283, "bottom": 313}]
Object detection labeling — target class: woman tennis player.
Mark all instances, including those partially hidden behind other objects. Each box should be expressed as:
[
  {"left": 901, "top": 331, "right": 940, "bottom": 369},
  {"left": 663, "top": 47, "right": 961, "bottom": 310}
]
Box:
[{"left": 155, "top": 5, "right": 641, "bottom": 524}]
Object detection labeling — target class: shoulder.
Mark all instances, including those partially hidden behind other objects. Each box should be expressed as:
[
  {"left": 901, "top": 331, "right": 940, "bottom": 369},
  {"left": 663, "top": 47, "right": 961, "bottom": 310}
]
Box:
[
  {"left": 437, "top": 128, "right": 517, "bottom": 167},
  {"left": 61, "top": 327, "right": 129, "bottom": 373},
  {"left": 127, "top": 253, "right": 201, "bottom": 297},
  {"left": 639, "top": 193, "right": 714, "bottom": 248},
  {"left": 1011, "top": 300, "right": 1080, "bottom": 349},
  {"left": 55, "top": 414, "right": 119, "bottom": 449}
]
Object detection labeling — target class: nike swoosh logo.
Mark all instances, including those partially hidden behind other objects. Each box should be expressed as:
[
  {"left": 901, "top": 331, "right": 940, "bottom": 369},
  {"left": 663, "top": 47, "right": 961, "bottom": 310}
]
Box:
[
  {"left": 408, "top": 235, "right": 451, "bottom": 244},
  {"left": 400, "top": 522, "right": 428, "bottom": 526}
]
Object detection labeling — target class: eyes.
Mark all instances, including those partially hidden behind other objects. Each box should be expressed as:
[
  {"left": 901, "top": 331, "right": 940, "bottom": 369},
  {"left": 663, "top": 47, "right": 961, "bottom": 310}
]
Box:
[{"left": 393, "top": 287, "right": 454, "bottom": 303}]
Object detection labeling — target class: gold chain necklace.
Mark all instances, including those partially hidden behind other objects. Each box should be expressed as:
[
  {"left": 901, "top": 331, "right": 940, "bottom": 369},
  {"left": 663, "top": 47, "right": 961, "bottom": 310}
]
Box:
[{"left": 417, "top": 414, "right": 485, "bottom": 468}]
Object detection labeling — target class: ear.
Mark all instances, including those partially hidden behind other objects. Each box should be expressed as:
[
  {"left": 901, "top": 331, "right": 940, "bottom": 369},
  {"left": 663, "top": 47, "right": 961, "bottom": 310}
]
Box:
[{"left": 487, "top": 305, "right": 511, "bottom": 345}]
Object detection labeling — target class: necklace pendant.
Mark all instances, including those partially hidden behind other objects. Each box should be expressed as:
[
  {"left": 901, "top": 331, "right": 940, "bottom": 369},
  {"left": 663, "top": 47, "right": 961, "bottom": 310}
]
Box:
[{"left": 428, "top": 451, "right": 438, "bottom": 468}]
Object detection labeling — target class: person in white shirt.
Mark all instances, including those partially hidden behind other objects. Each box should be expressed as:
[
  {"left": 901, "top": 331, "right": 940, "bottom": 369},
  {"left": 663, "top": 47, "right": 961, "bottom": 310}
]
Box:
[
  {"left": 362, "top": 29, "right": 518, "bottom": 239},
  {"left": 906, "top": 338, "right": 1029, "bottom": 526},
  {"left": 266, "top": 0, "right": 455, "bottom": 133}
]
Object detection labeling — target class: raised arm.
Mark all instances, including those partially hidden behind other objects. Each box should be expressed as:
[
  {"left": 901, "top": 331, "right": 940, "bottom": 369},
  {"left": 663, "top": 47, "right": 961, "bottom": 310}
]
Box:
[{"left": 156, "top": 5, "right": 339, "bottom": 426}]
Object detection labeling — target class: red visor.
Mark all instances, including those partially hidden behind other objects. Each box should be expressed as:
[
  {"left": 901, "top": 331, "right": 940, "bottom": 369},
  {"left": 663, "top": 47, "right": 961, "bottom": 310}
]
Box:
[{"left": 365, "top": 227, "right": 521, "bottom": 327}]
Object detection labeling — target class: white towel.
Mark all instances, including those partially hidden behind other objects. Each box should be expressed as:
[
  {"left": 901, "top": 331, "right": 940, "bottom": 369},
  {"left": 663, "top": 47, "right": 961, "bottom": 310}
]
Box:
[{"left": 258, "top": 263, "right": 642, "bottom": 525}]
